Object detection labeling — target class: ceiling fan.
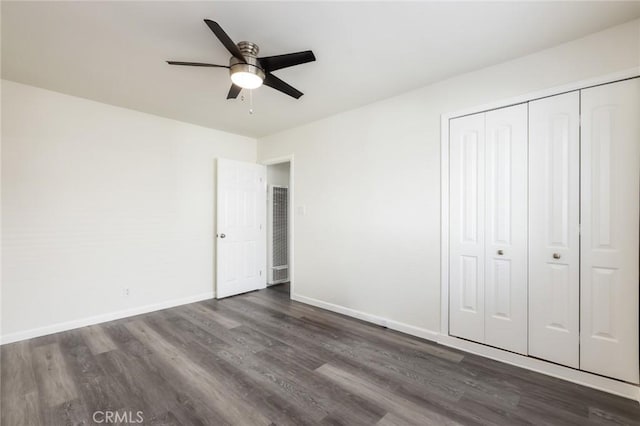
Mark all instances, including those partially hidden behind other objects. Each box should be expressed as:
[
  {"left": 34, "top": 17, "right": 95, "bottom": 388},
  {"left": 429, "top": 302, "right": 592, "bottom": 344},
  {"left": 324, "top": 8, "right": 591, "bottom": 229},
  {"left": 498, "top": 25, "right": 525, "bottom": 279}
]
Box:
[{"left": 167, "top": 20, "right": 316, "bottom": 100}]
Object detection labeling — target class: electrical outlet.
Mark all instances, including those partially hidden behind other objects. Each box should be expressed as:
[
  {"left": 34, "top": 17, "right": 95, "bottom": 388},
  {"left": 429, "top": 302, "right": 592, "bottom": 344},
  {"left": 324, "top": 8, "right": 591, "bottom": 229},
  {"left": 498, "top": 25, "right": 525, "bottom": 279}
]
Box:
[{"left": 123, "top": 288, "right": 130, "bottom": 297}]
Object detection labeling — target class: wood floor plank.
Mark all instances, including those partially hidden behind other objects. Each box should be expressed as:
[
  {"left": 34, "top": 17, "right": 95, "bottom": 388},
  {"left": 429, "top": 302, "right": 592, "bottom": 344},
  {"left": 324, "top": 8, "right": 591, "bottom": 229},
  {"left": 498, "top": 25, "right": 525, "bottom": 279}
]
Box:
[
  {"left": 316, "top": 363, "right": 462, "bottom": 425},
  {"left": 3, "top": 283, "right": 640, "bottom": 425},
  {"left": 377, "top": 412, "right": 424, "bottom": 426},
  {"left": 159, "top": 311, "right": 230, "bottom": 350},
  {"left": 95, "top": 349, "right": 173, "bottom": 419},
  {"left": 31, "top": 342, "right": 78, "bottom": 407},
  {"left": 39, "top": 398, "right": 92, "bottom": 426},
  {"left": 220, "top": 299, "right": 528, "bottom": 425},
  {"left": 1, "top": 341, "right": 40, "bottom": 425},
  {"left": 143, "top": 410, "right": 182, "bottom": 426},
  {"left": 186, "top": 302, "right": 242, "bottom": 329},
  {"left": 57, "top": 329, "right": 131, "bottom": 417},
  {"left": 145, "top": 312, "right": 319, "bottom": 426},
  {"left": 254, "top": 348, "right": 387, "bottom": 425},
  {"left": 218, "top": 296, "right": 469, "bottom": 405},
  {"left": 1, "top": 341, "right": 37, "bottom": 396},
  {"left": 156, "top": 302, "right": 385, "bottom": 425},
  {"left": 125, "top": 319, "right": 272, "bottom": 425},
  {"left": 216, "top": 346, "right": 329, "bottom": 423},
  {"left": 169, "top": 307, "right": 262, "bottom": 352},
  {"left": 249, "top": 290, "right": 465, "bottom": 364},
  {"left": 0, "top": 391, "right": 43, "bottom": 426},
  {"left": 510, "top": 395, "right": 590, "bottom": 425},
  {"left": 81, "top": 324, "right": 117, "bottom": 355},
  {"left": 588, "top": 406, "right": 640, "bottom": 425},
  {"left": 103, "top": 321, "right": 221, "bottom": 425},
  {"left": 225, "top": 294, "right": 462, "bottom": 379}
]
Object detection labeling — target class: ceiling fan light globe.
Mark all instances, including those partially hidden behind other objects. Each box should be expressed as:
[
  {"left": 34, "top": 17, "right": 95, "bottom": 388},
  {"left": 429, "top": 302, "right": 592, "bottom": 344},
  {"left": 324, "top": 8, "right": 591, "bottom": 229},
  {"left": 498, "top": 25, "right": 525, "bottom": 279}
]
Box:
[{"left": 231, "top": 71, "right": 263, "bottom": 89}]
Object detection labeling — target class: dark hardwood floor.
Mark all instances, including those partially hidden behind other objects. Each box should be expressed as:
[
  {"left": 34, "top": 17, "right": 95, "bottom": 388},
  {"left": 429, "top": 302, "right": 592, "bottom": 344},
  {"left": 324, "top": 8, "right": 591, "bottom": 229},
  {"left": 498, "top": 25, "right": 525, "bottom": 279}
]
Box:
[{"left": 2, "top": 284, "right": 640, "bottom": 425}]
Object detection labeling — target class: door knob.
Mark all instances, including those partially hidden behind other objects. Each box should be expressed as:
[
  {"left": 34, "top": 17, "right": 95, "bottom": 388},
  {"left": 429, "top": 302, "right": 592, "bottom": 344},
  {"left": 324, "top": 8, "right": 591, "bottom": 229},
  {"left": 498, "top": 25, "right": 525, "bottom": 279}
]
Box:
[
  {"left": 220, "top": 233, "right": 226, "bottom": 239},
  {"left": 553, "top": 253, "right": 561, "bottom": 259},
  {"left": 497, "top": 250, "right": 504, "bottom": 255}
]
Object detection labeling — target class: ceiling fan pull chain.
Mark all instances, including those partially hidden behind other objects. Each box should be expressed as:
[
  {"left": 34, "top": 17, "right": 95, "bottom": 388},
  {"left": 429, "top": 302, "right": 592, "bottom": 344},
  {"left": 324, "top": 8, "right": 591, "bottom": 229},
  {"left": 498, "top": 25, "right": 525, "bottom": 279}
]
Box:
[{"left": 249, "top": 89, "right": 254, "bottom": 115}]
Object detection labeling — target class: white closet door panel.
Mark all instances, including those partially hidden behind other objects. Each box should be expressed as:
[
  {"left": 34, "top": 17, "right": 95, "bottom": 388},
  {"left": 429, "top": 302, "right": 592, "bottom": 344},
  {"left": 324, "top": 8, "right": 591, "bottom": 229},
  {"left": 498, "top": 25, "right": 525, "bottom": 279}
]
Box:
[
  {"left": 484, "top": 104, "right": 528, "bottom": 355},
  {"left": 580, "top": 78, "right": 640, "bottom": 384},
  {"left": 450, "top": 113, "right": 485, "bottom": 343},
  {"left": 528, "top": 92, "right": 580, "bottom": 368}
]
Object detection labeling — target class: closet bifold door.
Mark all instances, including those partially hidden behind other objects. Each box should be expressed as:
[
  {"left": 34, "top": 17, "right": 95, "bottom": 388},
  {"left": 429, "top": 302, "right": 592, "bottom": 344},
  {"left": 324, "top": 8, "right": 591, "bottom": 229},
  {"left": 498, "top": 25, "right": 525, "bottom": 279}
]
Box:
[
  {"left": 449, "top": 112, "right": 486, "bottom": 343},
  {"left": 580, "top": 78, "right": 640, "bottom": 384},
  {"left": 449, "top": 105, "right": 527, "bottom": 350},
  {"left": 484, "top": 104, "right": 528, "bottom": 354},
  {"left": 528, "top": 91, "right": 580, "bottom": 368}
]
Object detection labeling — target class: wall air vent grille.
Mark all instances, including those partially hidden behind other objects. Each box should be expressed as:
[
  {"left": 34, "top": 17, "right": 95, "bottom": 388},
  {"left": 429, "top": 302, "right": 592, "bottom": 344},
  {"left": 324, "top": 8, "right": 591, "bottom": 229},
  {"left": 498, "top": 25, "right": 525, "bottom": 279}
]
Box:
[
  {"left": 273, "top": 187, "right": 288, "bottom": 268},
  {"left": 268, "top": 186, "right": 289, "bottom": 284}
]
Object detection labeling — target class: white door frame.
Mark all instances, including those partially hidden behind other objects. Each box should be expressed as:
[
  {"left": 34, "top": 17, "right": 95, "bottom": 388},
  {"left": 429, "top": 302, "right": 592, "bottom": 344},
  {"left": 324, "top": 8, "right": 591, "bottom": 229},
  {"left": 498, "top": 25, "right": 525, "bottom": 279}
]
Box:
[
  {"left": 261, "top": 155, "right": 295, "bottom": 299},
  {"left": 440, "top": 68, "right": 640, "bottom": 401}
]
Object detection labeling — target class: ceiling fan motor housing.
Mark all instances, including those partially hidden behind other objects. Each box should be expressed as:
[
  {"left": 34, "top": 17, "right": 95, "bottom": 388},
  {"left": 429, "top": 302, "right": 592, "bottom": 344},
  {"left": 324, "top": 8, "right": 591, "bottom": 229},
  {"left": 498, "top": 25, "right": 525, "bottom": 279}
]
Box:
[{"left": 229, "top": 41, "right": 265, "bottom": 81}]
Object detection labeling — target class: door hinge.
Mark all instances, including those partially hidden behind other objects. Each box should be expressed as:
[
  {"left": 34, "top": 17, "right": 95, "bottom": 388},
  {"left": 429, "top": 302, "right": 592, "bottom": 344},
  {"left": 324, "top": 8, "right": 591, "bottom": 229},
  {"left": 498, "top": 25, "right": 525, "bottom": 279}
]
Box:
[{"left": 260, "top": 270, "right": 262, "bottom": 276}]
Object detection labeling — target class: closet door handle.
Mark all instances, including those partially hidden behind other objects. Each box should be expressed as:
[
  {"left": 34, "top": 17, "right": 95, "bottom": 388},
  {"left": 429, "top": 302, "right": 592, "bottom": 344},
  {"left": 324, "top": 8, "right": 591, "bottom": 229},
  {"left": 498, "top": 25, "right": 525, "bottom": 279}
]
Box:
[
  {"left": 219, "top": 233, "right": 226, "bottom": 239},
  {"left": 553, "top": 253, "right": 561, "bottom": 259},
  {"left": 497, "top": 250, "right": 504, "bottom": 255}
]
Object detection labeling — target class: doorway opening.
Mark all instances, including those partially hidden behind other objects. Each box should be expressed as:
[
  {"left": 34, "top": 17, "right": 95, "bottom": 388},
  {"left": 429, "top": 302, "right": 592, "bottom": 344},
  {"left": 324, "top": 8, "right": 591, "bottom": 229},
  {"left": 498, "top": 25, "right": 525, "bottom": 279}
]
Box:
[{"left": 264, "top": 158, "right": 293, "bottom": 298}]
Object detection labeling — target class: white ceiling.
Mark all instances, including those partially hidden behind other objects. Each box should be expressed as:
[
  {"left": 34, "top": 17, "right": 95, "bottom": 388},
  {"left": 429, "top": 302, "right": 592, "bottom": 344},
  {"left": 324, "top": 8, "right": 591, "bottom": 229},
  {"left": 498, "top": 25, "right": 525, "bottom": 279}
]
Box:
[{"left": 3, "top": 1, "right": 640, "bottom": 138}]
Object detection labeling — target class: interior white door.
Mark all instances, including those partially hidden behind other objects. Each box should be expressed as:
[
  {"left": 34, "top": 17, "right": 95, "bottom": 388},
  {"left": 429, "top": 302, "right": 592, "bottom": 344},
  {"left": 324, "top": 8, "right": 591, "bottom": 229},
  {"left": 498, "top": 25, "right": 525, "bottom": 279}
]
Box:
[
  {"left": 216, "top": 158, "right": 267, "bottom": 299},
  {"left": 449, "top": 113, "right": 486, "bottom": 343},
  {"left": 484, "top": 104, "right": 528, "bottom": 355},
  {"left": 580, "top": 78, "right": 640, "bottom": 384},
  {"left": 528, "top": 91, "right": 580, "bottom": 368}
]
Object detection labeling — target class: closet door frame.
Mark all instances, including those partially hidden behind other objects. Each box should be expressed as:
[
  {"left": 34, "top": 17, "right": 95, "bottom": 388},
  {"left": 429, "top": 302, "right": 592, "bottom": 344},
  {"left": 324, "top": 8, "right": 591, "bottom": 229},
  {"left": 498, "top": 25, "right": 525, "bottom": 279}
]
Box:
[{"left": 439, "top": 68, "right": 639, "bottom": 402}]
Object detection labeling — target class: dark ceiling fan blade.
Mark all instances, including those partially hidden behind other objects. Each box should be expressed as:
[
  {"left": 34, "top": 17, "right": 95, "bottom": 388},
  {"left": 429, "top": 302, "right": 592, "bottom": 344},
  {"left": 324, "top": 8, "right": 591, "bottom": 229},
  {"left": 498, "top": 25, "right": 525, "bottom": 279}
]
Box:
[
  {"left": 227, "top": 84, "right": 242, "bottom": 99},
  {"left": 263, "top": 73, "right": 303, "bottom": 99},
  {"left": 204, "top": 19, "right": 245, "bottom": 62},
  {"left": 258, "top": 50, "right": 315, "bottom": 72},
  {"left": 167, "top": 61, "right": 229, "bottom": 68}
]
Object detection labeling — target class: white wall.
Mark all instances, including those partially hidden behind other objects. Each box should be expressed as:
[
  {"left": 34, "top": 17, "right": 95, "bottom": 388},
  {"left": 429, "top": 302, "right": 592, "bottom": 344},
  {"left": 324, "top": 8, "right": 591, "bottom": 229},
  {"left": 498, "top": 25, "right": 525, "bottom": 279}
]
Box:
[
  {"left": 267, "top": 162, "right": 290, "bottom": 187},
  {"left": 1, "top": 80, "right": 256, "bottom": 341},
  {"left": 258, "top": 19, "right": 640, "bottom": 336}
]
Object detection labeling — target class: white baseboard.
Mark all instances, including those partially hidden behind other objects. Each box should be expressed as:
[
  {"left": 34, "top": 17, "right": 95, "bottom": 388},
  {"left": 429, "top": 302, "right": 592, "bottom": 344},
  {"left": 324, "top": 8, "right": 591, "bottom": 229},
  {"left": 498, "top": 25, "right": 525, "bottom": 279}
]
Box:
[
  {"left": 0, "top": 291, "right": 215, "bottom": 345},
  {"left": 437, "top": 334, "right": 640, "bottom": 403},
  {"left": 291, "top": 293, "right": 440, "bottom": 342}
]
